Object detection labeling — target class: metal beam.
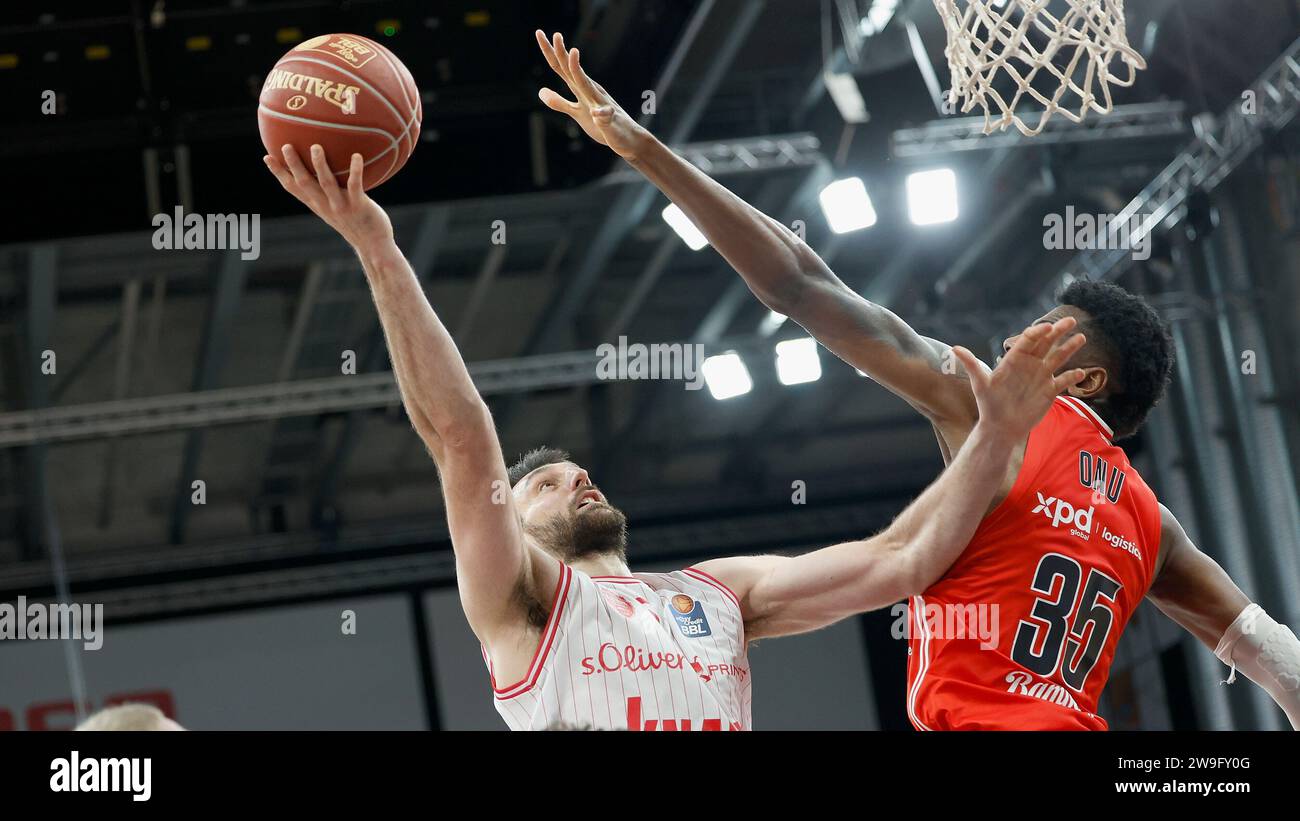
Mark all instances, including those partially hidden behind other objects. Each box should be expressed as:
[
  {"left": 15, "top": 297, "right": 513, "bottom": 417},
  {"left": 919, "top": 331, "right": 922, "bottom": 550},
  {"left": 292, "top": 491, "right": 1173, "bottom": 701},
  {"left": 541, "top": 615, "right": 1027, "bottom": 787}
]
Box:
[
  {"left": 1033, "top": 35, "right": 1300, "bottom": 314},
  {"left": 455, "top": 244, "right": 508, "bottom": 343},
  {"left": 5, "top": 487, "right": 921, "bottom": 621},
  {"left": 96, "top": 278, "right": 142, "bottom": 528},
  {"left": 48, "top": 320, "right": 119, "bottom": 405},
  {"left": 891, "top": 102, "right": 1188, "bottom": 158},
  {"left": 1200, "top": 205, "right": 1300, "bottom": 627},
  {"left": 0, "top": 336, "right": 808, "bottom": 448},
  {"left": 168, "top": 251, "right": 247, "bottom": 544},
  {"left": 275, "top": 263, "right": 324, "bottom": 383},
  {"left": 603, "top": 133, "right": 823, "bottom": 184},
  {"left": 604, "top": 235, "right": 679, "bottom": 340},
  {"left": 1164, "top": 312, "right": 1276, "bottom": 730},
  {"left": 21, "top": 245, "right": 57, "bottom": 561},
  {"left": 0, "top": 290, "right": 1209, "bottom": 451}
]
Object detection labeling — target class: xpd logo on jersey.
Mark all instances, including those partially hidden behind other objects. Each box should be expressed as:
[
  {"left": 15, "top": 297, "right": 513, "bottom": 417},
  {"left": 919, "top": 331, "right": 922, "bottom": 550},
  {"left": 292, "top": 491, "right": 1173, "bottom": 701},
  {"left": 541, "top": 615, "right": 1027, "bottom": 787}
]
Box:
[
  {"left": 1032, "top": 492, "right": 1094, "bottom": 539},
  {"left": 669, "top": 594, "right": 712, "bottom": 638}
]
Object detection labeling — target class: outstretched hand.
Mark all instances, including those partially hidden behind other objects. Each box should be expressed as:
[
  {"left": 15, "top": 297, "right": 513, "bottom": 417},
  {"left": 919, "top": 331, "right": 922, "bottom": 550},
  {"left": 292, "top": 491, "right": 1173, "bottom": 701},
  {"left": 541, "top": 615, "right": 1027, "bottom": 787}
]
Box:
[
  {"left": 535, "top": 30, "right": 647, "bottom": 161},
  {"left": 263, "top": 144, "right": 393, "bottom": 252},
  {"left": 952, "top": 317, "right": 1088, "bottom": 442}
]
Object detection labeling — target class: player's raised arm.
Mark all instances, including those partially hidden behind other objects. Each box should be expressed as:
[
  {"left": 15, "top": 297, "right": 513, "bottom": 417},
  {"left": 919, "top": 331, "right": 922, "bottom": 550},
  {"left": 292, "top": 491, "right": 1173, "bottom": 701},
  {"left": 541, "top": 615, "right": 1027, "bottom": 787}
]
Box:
[
  {"left": 534, "top": 31, "right": 979, "bottom": 429},
  {"left": 1146, "top": 507, "right": 1300, "bottom": 729},
  {"left": 263, "top": 145, "right": 555, "bottom": 648},
  {"left": 696, "top": 318, "right": 1086, "bottom": 639}
]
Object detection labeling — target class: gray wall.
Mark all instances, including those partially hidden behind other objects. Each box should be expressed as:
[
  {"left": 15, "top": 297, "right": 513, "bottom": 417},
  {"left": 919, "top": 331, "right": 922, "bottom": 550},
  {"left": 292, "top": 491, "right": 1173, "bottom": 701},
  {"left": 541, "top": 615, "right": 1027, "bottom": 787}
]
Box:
[
  {"left": 0, "top": 595, "right": 425, "bottom": 730},
  {"left": 2, "top": 588, "right": 878, "bottom": 730}
]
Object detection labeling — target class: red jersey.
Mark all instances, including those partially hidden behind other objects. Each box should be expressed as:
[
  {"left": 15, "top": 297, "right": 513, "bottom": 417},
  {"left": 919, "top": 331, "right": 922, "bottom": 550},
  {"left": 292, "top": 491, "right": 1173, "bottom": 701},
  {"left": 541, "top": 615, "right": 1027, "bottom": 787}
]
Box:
[{"left": 906, "top": 396, "right": 1162, "bottom": 730}]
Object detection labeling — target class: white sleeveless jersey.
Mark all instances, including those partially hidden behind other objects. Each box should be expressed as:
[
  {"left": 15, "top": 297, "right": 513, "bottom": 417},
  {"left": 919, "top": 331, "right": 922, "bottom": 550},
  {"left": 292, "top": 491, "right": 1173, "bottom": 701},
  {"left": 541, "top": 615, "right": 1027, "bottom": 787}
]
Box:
[{"left": 485, "top": 564, "right": 752, "bottom": 731}]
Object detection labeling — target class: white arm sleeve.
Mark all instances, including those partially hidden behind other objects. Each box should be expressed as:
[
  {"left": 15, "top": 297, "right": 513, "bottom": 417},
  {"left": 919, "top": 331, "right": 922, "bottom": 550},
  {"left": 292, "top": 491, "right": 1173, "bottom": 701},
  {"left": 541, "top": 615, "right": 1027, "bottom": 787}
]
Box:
[{"left": 1214, "top": 603, "right": 1300, "bottom": 730}]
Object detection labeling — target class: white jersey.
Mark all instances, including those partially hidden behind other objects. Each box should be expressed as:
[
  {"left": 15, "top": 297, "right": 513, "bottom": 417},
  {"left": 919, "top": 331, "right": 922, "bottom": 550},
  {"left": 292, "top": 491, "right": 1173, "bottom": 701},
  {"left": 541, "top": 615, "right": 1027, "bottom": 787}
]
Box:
[{"left": 485, "top": 564, "right": 752, "bottom": 731}]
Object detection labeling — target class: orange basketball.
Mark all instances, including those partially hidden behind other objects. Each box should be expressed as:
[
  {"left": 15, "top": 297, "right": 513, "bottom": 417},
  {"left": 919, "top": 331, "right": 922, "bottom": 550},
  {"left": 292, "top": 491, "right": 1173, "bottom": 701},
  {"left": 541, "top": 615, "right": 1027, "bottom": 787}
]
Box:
[{"left": 258, "top": 33, "right": 421, "bottom": 191}]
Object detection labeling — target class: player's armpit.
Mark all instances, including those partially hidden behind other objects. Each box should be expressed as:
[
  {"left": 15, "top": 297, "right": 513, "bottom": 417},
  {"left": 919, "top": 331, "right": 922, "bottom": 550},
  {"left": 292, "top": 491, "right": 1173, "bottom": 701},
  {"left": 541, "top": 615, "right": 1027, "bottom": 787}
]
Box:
[{"left": 1145, "top": 505, "right": 1251, "bottom": 650}]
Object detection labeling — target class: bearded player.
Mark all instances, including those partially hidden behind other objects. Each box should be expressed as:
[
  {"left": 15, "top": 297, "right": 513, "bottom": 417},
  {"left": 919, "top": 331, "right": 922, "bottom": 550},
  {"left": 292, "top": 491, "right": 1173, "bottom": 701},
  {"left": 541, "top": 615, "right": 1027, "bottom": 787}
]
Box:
[
  {"left": 534, "top": 31, "right": 1300, "bottom": 729},
  {"left": 265, "top": 138, "right": 1090, "bottom": 731}
]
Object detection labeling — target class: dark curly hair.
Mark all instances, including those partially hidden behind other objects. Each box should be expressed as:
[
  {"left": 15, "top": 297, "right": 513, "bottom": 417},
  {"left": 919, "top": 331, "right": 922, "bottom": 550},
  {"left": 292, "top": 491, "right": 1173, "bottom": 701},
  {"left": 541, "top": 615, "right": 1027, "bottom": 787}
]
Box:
[
  {"left": 508, "top": 446, "right": 572, "bottom": 487},
  {"left": 1058, "top": 280, "right": 1175, "bottom": 440}
]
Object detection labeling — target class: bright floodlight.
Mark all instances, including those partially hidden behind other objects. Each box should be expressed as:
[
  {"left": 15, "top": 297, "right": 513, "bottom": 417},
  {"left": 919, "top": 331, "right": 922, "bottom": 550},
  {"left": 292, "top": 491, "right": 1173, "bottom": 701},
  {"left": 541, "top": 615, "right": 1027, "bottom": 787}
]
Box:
[
  {"left": 662, "top": 204, "right": 709, "bottom": 251},
  {"left": 906, "top": 168, "right": 959, "bottom": 226},
  {"left": 759, "top": 309, "right": 788, "bottom": 336},
  {"left": 775, "top": 338, "right": 821, "bottom": 386},
  {"left": 859, "top": 0, "right": 900, "bottom": 36},
  {"left": 819, "top": 177, "right": 877, "bottom": 234},
  {"left": 702, "top": 352, "right": 753, "bottom": 400}
]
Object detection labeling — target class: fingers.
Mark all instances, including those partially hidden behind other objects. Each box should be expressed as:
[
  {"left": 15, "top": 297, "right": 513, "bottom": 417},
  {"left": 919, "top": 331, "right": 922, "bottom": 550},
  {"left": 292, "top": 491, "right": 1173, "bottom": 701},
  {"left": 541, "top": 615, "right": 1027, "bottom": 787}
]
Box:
[
  {"left": 269, "top": 145, "right": 327, "bottom": 210},
  {"left": 1041, "top": 316, "right": 1078, "bottom": 352},
  {"left": 309, "top": 145, "right": 343, "bottom": 209},
  {"left": 280, "top": 143, "right": 316, "bottom": 187},
  {"left": 1009, "top": 316, "right": 1077, "bottom": 362},
  {"left": 951, "top": 346, "right": 990, "bottom": 392},
  {"left": 263, "top": 153, "right": 293, "bottom": 189},
  {"left": 1043, "top": 331, "right": 1087, "bottom": 373},
  {"left": 535, "top": 29, "right": 566, "bottom": 79},
  {"left": 1013, "top": 320, "right": 1056, "bottom": 359},
  {"left": 536, "top": 30, "right": 581, "bottom": 97},
  {"left": 1031, "top": 316, "right": 1077, "bottom": 358},
  {"left": 1052, "top": 368, "right": 1088, "bottom": 393},
  {"left": 552, "top": 32, "right": 576, "bottom": 88},
  {"left": 566, "top": 45, "right": 603, "bottom": 102},
  {"left": 538, "top": 87, "right": 580, "bottom": 115},
  {"left": 346, "top": 152, "right": 364, "bottom": 198}
]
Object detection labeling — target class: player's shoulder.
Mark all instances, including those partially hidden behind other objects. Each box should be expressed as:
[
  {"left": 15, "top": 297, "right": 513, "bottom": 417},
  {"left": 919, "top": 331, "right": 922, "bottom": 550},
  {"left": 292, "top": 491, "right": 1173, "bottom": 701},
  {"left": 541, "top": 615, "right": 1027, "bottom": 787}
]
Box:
[{"left": 641, "top": 564, "right": 745, "bottom": 614}]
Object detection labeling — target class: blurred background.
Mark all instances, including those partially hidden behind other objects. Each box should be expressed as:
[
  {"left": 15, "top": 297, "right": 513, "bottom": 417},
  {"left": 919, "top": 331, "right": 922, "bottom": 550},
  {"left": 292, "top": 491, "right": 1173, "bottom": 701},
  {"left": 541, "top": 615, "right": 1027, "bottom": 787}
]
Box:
[{"left": 1, "top": 0, "right": 1298, "bottom": 730}]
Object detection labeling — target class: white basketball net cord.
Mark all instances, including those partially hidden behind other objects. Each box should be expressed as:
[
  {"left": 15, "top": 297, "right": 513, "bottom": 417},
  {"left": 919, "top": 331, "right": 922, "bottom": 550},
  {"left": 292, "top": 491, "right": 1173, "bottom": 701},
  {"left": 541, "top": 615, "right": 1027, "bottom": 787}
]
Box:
[{"left": 933, "top": 0, "right": 1147, "bottom": 136}]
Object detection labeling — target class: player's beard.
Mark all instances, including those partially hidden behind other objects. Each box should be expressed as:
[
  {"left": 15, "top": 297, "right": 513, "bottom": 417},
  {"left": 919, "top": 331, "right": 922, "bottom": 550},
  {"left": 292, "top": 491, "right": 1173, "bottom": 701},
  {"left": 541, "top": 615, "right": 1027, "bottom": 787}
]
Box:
[{"left": 526, "top": 502, "right": 629, "bottom": 563}]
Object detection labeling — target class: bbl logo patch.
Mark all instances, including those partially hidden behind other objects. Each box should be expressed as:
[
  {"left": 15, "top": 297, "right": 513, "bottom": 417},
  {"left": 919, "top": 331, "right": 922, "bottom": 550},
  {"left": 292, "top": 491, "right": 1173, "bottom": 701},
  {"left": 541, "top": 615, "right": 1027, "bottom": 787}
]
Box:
[{"left": 670, "top": 594, "right": 712, "bottom": 638}]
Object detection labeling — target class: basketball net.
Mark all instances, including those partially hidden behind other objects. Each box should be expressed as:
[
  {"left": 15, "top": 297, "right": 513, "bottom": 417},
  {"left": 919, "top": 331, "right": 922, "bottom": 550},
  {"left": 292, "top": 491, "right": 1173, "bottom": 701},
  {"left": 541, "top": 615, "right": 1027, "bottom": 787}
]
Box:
[{"left": 933, "top": 0, "right": 1146, "bottom": 136}]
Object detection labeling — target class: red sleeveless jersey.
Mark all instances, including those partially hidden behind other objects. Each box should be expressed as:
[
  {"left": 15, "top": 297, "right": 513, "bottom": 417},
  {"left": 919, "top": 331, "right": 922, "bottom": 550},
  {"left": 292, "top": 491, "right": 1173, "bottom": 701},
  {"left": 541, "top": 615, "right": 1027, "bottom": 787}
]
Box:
[{"left": 906, "top": 396, "right": 1162, "bottom": 730}]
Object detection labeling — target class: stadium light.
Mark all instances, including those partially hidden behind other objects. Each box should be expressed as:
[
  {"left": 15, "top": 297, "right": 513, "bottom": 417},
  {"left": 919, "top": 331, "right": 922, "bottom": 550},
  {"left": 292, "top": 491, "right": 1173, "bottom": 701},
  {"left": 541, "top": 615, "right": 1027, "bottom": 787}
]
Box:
[
  {"left": 860, "top": 0, "right": 901, "bottom": 37},
  {"left": 759, "top": 309, "right": 788, "bottom": 336},
  {"left": 775, "top": 338, "right": 821, "bottom": 386},
  {"left": 819, "top": 177, "right": 878, "bottom": 234},
  {"left": 906, "top": 168, "right": 959, "bottom": 226},
  {"left": 662, "top": 204, "right": 710, "bottom": 251},
  {"left": 701, "top": 352, "right": 753, "bottom": 400}
]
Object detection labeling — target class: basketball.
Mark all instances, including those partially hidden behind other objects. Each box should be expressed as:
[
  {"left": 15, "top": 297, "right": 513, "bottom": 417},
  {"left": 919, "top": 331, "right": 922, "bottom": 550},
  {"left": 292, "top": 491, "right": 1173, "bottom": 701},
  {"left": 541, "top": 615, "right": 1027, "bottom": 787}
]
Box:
[{"left": 258, "top": 33, "right": 421, "bottom": 191}]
